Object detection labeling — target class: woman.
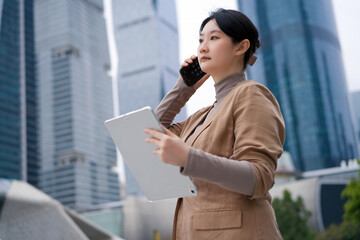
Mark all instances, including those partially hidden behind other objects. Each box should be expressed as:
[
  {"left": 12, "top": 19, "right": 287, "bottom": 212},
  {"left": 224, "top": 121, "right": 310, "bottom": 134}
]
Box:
[{"left": 145, "top": 9, "right": 285, "bottom": 239}]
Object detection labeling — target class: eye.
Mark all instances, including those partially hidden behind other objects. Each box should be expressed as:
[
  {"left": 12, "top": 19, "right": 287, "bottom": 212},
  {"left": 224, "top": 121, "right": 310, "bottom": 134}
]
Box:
[
  {"left": 199, "top": 39, "right": 203, "bottom": 43},
  {"left": 210, "top": 36, "right": 218, "bottom": 40}
]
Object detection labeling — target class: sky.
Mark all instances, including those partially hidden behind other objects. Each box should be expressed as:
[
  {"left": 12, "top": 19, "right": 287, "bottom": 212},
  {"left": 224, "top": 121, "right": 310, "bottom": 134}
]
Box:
[{"left": 175, "top": 0, "right": 360, "bottom": 115}]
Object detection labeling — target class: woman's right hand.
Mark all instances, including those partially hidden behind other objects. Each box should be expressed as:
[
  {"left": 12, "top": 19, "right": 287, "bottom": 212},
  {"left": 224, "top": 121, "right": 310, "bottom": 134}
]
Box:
[{"left": 180, "top": 55, "right": 210, "bottom": 91}]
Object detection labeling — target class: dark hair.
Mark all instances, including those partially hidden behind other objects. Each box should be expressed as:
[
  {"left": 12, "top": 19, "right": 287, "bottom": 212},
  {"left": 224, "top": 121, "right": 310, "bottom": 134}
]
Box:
[{"left": 200, "top": 9, "right": 260, "bottom": 70}]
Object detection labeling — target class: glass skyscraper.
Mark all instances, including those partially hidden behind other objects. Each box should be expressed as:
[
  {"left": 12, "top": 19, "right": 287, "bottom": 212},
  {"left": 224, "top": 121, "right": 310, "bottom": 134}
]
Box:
[
  {"left": 35, "top": 0, "right": 120, "bottom": 210},
  {"left": 0, "top": 0, "right": 38, "bottom": 185},
  {"left": 111, "top": 0, "right": 183, "bottom": 195},
  {"left": 350, "top": 91, "right": 360, "bottom": 143},
  {"left": 238, "top": 0, "right": 359, "bottom": 171}
]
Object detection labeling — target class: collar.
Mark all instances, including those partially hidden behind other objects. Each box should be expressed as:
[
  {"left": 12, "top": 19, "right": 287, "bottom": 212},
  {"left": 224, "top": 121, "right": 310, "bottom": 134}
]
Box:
[{"left": 214, "top": 73, "right": 246, "bottom": 102}]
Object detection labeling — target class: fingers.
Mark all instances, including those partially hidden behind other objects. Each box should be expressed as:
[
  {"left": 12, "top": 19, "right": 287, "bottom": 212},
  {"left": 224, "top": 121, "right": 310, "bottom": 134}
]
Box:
[
  {"left": 145, "top": 127, "right": 175, "bottom": 138},
  {"left": 153, "top": 149, "right": 161, "bottom": 156},
  {"left": 145, "top": 127, "right": 187, "bottom": 167},
  {"left": 145, "top": 136, "right": 161, "bottom": 147},
  {"left": 145, "top": 127, "right": 180, "bottom": 155},
  {"left": 180, "top": 55, "right": 197, "bottom": 68},
  {"left": 144, "top": 128, "right": 164, "bottom": 139},
  {"left": 144, "top": 128, "right": 171, "bottom": 148}
]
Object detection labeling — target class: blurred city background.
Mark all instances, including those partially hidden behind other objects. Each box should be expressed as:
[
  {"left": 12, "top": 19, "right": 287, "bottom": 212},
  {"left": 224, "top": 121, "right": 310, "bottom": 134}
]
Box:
[{"left": 0, "top": 0, "right": 359, "bottom": 240}]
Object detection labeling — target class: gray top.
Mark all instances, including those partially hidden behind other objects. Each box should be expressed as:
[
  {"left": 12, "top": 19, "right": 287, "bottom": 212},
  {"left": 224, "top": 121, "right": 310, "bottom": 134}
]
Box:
[{"left": 155, "top": 74, "right": 255, "bottom": 196}]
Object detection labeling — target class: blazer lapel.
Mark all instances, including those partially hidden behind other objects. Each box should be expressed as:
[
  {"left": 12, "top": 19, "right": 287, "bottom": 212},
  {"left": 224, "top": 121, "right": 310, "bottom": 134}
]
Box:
[
  {"left": 183, "top": 105, "right": 213, "bottom": 144},
  {"left": 186, "top": 119, "right": 213, "bottom": 146},
  {"left": 184, "top": 90, "right": 234, "bottom": 146}
]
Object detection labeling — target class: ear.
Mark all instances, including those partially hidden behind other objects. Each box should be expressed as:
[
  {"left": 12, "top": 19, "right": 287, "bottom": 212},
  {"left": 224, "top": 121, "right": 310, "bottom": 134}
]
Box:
[{"left": 234, "top": 39, "right": 250, "bottom": 56}]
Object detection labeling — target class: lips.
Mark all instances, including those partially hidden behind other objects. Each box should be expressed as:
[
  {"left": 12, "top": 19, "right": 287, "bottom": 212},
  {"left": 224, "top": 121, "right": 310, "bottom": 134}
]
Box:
[{"left": 200, "top": 56, "right": 211, "bottom": 62}]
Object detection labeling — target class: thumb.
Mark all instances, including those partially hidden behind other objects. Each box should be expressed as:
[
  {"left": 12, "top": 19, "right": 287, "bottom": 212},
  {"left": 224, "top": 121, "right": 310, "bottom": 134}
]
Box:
[{"left": 162, "top": 125, "right": 176, "bottom": 137}]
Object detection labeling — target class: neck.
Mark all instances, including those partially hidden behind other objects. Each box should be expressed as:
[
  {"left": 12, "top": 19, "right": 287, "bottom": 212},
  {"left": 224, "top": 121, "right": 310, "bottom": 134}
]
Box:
[
  {"left": 211, "top": 59, "right": 245, "bottom": 83},
  {"left": 212, "top": 69, "right": 244, "bottom": 84}
]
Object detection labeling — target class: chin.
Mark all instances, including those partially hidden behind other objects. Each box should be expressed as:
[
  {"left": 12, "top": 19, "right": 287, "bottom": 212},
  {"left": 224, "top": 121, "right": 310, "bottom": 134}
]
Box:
[{"left": 199, "top": 64, "right": 211, "bottom": 74}]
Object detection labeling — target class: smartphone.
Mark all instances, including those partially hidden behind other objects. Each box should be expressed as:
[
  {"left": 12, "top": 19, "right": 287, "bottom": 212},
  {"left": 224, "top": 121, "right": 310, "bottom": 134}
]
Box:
[{"left": 179, "top": 57, "right": 206, "bottom": 86}]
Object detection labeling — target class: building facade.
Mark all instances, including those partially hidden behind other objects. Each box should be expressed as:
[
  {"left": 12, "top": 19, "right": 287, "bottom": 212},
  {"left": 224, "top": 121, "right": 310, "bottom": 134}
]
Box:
[
  {"left": 0, "top": 0, "right": 38, "bottom": 185},
  {"left": 238, "top": 0, "right": 359, "bottom": 171},
  {"left": 111, "top": 0, "right": 183, "bottom": 195},
  {"left": 350, "top": 91, "right": 360, "bottom": 143},
  {"left": 35, "top": 0, "right": 120, "bottom": 210}
]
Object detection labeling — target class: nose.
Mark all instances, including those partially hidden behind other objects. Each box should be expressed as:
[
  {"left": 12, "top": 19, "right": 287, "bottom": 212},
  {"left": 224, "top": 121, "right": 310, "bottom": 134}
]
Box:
[{"left": 198, "top": 41, "right": 209, "bottom": 54}]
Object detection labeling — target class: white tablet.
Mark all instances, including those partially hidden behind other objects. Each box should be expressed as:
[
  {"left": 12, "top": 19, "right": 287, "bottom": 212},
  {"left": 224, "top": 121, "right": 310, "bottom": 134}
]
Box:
[{"left": 104, "top": 106, "right": 197, "bottom": 201}]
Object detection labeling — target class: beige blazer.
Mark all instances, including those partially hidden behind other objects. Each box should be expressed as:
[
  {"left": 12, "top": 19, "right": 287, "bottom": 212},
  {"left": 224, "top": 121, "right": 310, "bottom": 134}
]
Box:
[{"left": 169, "top": 80, "right": 285, "bottom": 240}]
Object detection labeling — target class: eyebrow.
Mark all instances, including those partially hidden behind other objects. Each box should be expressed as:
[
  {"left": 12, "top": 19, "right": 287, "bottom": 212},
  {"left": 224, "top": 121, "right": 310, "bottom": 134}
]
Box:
[{"left": 199, "top": 30, "right": 222, "bottom": 36}]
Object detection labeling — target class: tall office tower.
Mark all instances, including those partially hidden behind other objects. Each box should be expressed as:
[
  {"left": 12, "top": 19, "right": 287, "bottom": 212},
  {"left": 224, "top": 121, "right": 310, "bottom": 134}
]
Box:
[
  {"left": 351, "top": 91, "right": 360, "bottom": 143},
  {"left": 238, "top": 0, "right": 359, "bottom": 171},
  {"left": 111, "top": 0, "right": 183, "bottom": 195},
  {"left": 35, "top": 0, "right": 120, "bottom": 210},
  {"left": 0, "top": 0, "right": 38, "bottom": 185}
]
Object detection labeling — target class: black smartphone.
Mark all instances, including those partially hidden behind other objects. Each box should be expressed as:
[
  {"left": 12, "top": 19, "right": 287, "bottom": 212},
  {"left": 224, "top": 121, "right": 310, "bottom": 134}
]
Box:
[{"left": 179, "top": 57, "right": 206, "bottom": 86}]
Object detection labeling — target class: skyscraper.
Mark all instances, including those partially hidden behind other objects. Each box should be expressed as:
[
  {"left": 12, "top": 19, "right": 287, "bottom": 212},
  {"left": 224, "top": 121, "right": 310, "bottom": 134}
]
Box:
[
  {"left": 238, "top": 0, "right": 359, "bottom": 171},
  {"left": 350, "top": 91, "right": 360, "bottom": 143},
  {"left": 111, "top": 0, "right": 183, "bottom": 195},
  {"left": 0, "top": 0, "right": 38, "bottom": 185},
  {"left": 35, "top": 0, "right": 120, "bottom": 209}
]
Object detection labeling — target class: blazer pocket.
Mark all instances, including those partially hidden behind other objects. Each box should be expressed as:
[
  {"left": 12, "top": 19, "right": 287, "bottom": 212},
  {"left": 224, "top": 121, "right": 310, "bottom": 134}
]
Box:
[{"left": 193, "top": 210, "right": 242, "bottom": 230}]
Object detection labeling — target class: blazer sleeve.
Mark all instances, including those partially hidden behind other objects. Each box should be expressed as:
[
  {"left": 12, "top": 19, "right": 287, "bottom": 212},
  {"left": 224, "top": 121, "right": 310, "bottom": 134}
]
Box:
[
  {"left": 155, "top": 77, "right": 195, "bottom": 136},
  {"left": 230, "top": 83, "right": 285, "bottom": 199}
]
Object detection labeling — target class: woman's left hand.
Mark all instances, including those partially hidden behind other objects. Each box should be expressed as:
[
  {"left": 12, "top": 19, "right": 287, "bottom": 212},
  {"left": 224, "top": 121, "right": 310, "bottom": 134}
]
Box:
[{"left": 144, "top": 126, "right": 189, "bottom": 167}]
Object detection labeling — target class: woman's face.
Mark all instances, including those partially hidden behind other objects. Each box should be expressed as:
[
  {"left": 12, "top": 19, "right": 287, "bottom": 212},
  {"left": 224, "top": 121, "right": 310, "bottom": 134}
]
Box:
[{"left": 197, "top": 20, "right": 242, "bottom": 78}]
